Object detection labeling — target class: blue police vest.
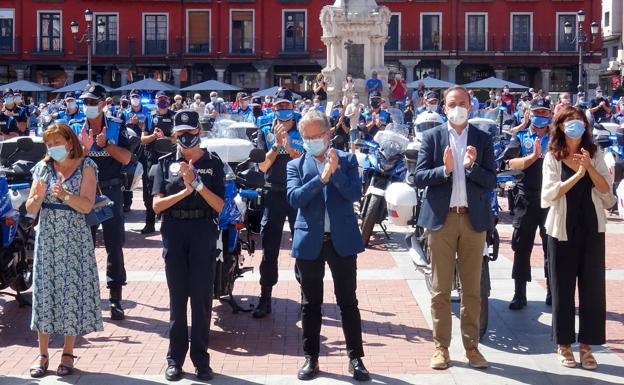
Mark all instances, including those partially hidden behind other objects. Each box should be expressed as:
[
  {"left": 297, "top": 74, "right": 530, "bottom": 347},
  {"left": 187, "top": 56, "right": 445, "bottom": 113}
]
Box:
[
  {"left": 56, "top": 109, "right": 86, "bottom": 125},
  {"left": 71, "top": 115, "right": 123, "bottom": 154},
  {"left": 516, "top": 129, "right": 549, "bottom": 157},
  {"left": 364, "top": 110, "right": 390, "bottom": 125},
  {"left": 261, "top": 113, "right": 304, "bottom": 152},
  {"left": 122, "top": 106, "right": 150, "bottom": 124}
]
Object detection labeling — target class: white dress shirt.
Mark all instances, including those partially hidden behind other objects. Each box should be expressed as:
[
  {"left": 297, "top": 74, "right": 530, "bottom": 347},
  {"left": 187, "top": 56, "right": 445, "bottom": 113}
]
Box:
[{"left": 447, "top": 122, "right": 469, "bottom": 208}]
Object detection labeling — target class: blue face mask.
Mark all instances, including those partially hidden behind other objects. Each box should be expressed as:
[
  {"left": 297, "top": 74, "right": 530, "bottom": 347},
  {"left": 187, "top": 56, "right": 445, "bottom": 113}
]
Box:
[
  {"left": 48, "top": 145, "right": 68, "bottom": 162},
  {"left": 563, "top": 119, "right": 586, "bottom": 139},
  {"left": 530, "top": 116, "right": 551, "bottom": 128},
  {"left": 303, "top": 137, "right": 327, "bottom": 157},
  {"left": 274, "top": 109, "right": 294, "bottom": 121}
]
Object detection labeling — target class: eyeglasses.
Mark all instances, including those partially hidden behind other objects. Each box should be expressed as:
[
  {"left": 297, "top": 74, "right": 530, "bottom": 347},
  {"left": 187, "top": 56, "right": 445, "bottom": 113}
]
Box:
[{"left": 83, "top": 99, "right": 99, "bottom": 106}]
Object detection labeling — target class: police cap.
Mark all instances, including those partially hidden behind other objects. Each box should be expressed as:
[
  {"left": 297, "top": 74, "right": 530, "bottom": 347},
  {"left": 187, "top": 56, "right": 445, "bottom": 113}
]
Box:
[
  {"left": 369, "top": 90, "right": 382, "bottom": 99},
  {"left": 80, "top": 84, "right": 106, "bottom": 100},
  {"left": 274, "top": 89, "right": 294, "bottom": 104},
  {"left": 129, "top": 89, "right": 141, "bottom": 98},
  {"left": 155, "top": 90, "right": 168, "bottom": 99},
  {"left": 425, "top": 91, "right": 440, "bottom": 101},
  {"left": 530, "top": 97, "right": 550, "bottom": 111},
  {"left": 173, "top": 109, "right": 199, "bottom": 132}
]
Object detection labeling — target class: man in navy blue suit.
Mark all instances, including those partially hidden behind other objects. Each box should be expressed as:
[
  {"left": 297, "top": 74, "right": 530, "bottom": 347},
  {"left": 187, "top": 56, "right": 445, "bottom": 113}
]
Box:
[
  {"left": 415, "top": 87, "right": 496, "bottom": 370},
  {"left": 287, "top": 110, "right": 370, "bottom": 382}
]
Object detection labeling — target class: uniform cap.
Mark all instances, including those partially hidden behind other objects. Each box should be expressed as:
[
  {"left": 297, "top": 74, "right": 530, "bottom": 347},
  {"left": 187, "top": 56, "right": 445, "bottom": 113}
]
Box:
[
  {"left": 369, "top": 90, "right": 382, "bottom": 99},
  {"left": 80, "top": 84, "right": 106, "bottom": 100},
  {"left": 274, "top": 89, "right": 294, "bottom": 104},
  {"left": 129, "top": 89, "right": 141, "bottom": 97},
  {"left": 155, "top": 90, "right": 168, "bottom": 99},
  {"left": 530, "top": 97, "right": 551, "bottom": 110},
  {"left": 173, "top": 109, "right": 199, "bottom": 131},
  {"left": 425, "top": 91, "right": 440, "bottom": 101}
]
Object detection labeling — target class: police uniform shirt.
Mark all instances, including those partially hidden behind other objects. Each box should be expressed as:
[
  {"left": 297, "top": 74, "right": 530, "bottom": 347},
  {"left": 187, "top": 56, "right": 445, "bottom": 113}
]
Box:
[
  {"left": 590, "top": 97, "right": 612, "bottom": 122},
  {"left": 257, "top": 116, "right": 303, "bottom": 188},
  {"left": 362, "top": 110, "right": 392, "bottom": 137},
  {"left": 57, "top": 109, "right": 85, "bottom": 125},
  {"left": 5, "top": 105, "right": 29, "bottom": 123},
  {"left": 73, "top": 115, "right": 131, "bottom": 182},
  {"left": 145, "top": 110, "right": 175, "bottom": 158},
  {"left": 153, "top": 150, "right": 225, "bottom": 214},
  {"left": 510, "top": 128, "right": 549, "bottom": 196},
  {"left": 329, "top": 113, "right": 350, "bottom": 146},
  {"left": 0, "top": 114, "right": 18, "bottom": 135},
  {"left": 122, "top": 105, "right": 151, "bottom": 137}
]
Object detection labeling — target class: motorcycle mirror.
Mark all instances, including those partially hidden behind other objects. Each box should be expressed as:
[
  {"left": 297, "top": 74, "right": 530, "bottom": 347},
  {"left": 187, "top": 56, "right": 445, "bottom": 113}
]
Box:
[
  {"left": 16, "top": 137, "right": 34, "bottom": 152},
  {"left": 249, "top": 148, "right": 266, "bottom": 163},
  {"left": 405, "top": 149, "right": 419, "bottom": 160},
  {"left": 153, "top": 138, "right": 175, "bottom": 155},
  {"left": 330, "top": 135, "right": 344, "bottom": 146},
  {"left": 501, "top": 142, "right": 521, "bottom": 160}
]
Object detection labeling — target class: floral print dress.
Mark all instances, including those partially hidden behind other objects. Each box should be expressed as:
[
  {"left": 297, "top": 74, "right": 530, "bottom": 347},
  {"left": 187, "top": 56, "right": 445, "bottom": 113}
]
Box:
[{"left": 30, "top": 158, "right": 103, "bottom": 336}]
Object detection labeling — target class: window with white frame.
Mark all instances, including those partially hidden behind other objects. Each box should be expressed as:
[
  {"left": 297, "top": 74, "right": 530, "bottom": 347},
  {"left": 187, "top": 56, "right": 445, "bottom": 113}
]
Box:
[
  {"left": 422, "top": 14, "right": 441, "bottom": 51},
  {"left": 512, "top": 14, "right": 531, "bottom": 51},
  {"left": 39, "top": 11, "right": 61, "bottom": 52},
  {"left": 95, "top": 14, "right": 117, "bottom": 55},
  {"left": 144, "top": 14, "right": 167, "bottom": 55},
  {"left": 0, "top": 9, "right": 13, "bottom": 52},
  {"left": 283, "top": 11, "right": 305, "bottom": 52},
  {"left": 558, "top": 14, "right": 576, "bottom": 51},
  {"left": 188, "top": 10, "right": 210, "bottom": 54},
  {"left": 466, "top": 14, "right": 486, "bottom": 51},
  {"left": 231, "top": 10, "right": 254, "bottom": 54}
]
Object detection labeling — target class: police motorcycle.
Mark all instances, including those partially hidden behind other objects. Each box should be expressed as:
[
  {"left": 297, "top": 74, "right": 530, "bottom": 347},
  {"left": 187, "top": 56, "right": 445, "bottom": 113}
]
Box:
[
  {"left": 593, "top": 123, "right": 624, "bottom": 215},
  {"left": 0, "top": 136, "right": 47, "bottom": 306},
  {"left": 385, "top": 139, "right": 521, "bottom": 339},
  {"left": 358, "top": 123, "right": 410, "bottom": 246}
]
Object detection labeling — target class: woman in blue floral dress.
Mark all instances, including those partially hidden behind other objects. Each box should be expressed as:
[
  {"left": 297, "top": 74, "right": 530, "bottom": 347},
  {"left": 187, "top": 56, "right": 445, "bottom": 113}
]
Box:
[{"left": 26, "top": 123, "right": 102, "bottom": 378}]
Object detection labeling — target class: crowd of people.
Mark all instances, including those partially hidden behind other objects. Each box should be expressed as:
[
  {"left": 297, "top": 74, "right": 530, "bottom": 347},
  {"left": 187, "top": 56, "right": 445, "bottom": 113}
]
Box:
[{"left": 0, "top": 77, "right": 613, "bottom": 381}]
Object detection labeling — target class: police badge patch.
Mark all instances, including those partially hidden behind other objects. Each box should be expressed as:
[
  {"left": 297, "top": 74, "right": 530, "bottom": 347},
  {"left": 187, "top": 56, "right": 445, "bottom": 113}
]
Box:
[
  {"left": 523, "top": 138, "right": 534, "bottom": 151},
  {"left": 169, "top": 162, "right": 181, "bottom": 176},
  {"left": 181, "top": 113, "right": 189, "bottom": 122},
  {"left": 266, "top": 132, "right": 275, "bottom": 144}
]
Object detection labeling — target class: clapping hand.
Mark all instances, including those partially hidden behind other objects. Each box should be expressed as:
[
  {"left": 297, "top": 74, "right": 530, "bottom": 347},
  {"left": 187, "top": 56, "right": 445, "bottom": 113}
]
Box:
[
  {"left": 51, "top": 181, "right": 67, "bottom": 201},
  {"left": 34, "top": 179, "right": 47, "bottom": 201},
  {"left": 443, "top": 146, "right": 454, "bottom": 175},
  {"left": 154, "top": 128, "right": 164, "bottom": 139},
  {"left": 573, "top": 148, "right": 592, "bottom": 169},
  {"left": 464, "top": 146, "right": 477, "bottom": 169},
  {"left": 180, "top": 158, "right": 196, "bottom": 185},
  {"left": 532, "top": 137, "right": 542, "bottom": 158},
  {"left": 96, "top": 125, "right": 107, "bottom": 148},
  {"left": 81, "top": 127, "right": 94, "bottom": 150},
  {"left": 321, "top": 148, "right": 338, "bottom": 183}
]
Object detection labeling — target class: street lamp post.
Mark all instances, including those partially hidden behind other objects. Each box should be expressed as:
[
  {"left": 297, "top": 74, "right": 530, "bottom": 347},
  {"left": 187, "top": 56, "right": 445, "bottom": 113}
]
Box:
[
  {"left": 564, "top": 9, "right": 599, "bottom": 94},
  {"left": 70, "top": 9, "right": 105, "bottom": 84}
]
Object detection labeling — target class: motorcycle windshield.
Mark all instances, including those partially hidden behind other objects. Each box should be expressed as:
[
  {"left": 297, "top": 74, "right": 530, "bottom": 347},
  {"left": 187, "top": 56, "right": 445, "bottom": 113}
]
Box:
[
  {"left": 210, "top": 115, "right": 255, "bottom": 140},
  {"left": 373, "top": 128, "right": 409, "bottom": 159}
]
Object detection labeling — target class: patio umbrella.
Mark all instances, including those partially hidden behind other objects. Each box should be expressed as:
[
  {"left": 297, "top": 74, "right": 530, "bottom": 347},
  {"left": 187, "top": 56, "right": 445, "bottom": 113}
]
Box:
[
  {"left": 462, "top": 77, "right": 528, "bottom": 90},
  {"left": 252, "top": 86, "right": 302, "bottom": 99},
  {"left": 407, "top": 77, "right": 456, "bottom": 89},
  {"left": 1, "top": 80, "right": 53, "bottom": 92},
  {"left": 55, "top": 79, "right": 114, "bottom": 93},
  {"left": 115, "top": 78, "right": 178, "bottom": 92},
  {"left": 181, "top": 80, "right": 241, "bottom": 92}
]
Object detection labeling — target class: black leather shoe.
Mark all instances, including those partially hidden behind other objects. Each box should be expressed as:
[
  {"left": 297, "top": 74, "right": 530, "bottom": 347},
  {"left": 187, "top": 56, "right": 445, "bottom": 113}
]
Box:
[
  {"left": 140, "top": 224, "right": 156, "bottom": 235},
  {"left": 165, "top": 365, "right": 182, "bottom": 381},
  {"left": 348, "top": 358, "right": 371, "bottom": 381},
  {"left": 508, "top": 295, "right": 527, "bottom": 310},
  {"left": 297, "top": 357, "right": 319, "bottom": 381},
  {"left": 252, "top": 286, "right": 272, "bottom": 319},
  {"left": 196, "top": 366, "right": 213, "bottom": 381},
  {"left": 110, "top": 301, "right": 125, "bottom": 320}
]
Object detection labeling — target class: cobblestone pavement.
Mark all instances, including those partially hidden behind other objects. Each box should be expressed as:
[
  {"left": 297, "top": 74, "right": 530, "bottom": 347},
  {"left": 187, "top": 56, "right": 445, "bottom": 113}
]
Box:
[{"left": 0, "top": 192, "right": 623, "bottom": 384}]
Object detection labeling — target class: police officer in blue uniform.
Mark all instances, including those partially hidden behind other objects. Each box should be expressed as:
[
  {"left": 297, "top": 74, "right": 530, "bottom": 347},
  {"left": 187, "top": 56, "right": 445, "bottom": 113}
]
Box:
[
  {"left": 121, "top": 89, "right": 151, "bottom": 213},
  {"left": 56, "top": 93, "right": 85, "bottom": 125},
  {"left": 0, "top": 96, "right": 19, "bottom": 139},
  {"left": 141, "top": 91, "right": 175, "bottom": 234},
  {"left": 233, "top": 92, "right": 253, "bottom": 122},
  {"left": 3, "top": 89, "right": 30, "bottom": 136},
  {"left": 253, "top": 89, "right": 304, "bottom": 318},
  {"left": 506, "top": 97, "right": 552, "bottom": 310},
  {"left": 152, "top": 110, "right": 225, "bottom": 382},
  {"left": 251, "top": 96, "right": 272, "bottom": 127},
  {"left": 72, "top": 84, "right": 132, "bottom": 320},
  {"left": 361, "top": 90, "right": 391, "bottom": 140},
  {"left": 417, "top": 91, "right": 444, "bottom": 117}
]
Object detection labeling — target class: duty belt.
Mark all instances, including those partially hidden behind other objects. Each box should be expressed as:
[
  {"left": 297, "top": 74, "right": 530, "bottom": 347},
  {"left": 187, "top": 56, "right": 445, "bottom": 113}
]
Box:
[
  {"left": 163, "top": 208, "right": 213, "bottom": 221},
  {"left": 99, "top": 178, "right": 122, "bottom": 189}
]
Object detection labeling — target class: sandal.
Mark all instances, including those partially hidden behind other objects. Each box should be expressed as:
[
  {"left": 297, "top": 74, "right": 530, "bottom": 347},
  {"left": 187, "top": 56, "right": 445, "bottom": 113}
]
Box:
[
  {"left": 29, "top": 354, "right": 49, "bottom": 378},
  {"left": 557, "top": 345, "right": 576, "bottom": 368},
  {"left": 56, "top": 353, "right": 77, "bottom": 376},
  {"left": 580, "top": 347, "right": 598, "bottom": 370}
]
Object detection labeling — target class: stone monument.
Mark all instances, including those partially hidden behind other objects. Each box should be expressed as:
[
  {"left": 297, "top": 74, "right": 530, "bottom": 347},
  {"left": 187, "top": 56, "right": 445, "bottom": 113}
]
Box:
[{"left": 320, "top": 0, "right": 391, "bottom": 103}]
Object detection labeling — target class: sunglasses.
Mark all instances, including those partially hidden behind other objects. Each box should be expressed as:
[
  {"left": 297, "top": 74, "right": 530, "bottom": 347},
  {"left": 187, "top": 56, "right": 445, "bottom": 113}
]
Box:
[{"left": 83, "top": 99, "right": 100, "bottom": 106}]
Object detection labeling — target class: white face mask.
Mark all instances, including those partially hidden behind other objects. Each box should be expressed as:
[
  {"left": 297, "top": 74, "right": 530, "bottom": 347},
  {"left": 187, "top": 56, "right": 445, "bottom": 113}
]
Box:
[
  {"left": 447, "top": 106, "right": 469, "bottom": 126},
  {"left": 352, "top": 99, "right": 359, "bottom": 105},
  {"left": 131, "top": 98, "right": 140, "bottom": 107},
  {"left": 14, "top": 96, "right": 22, "bottom": 104}
]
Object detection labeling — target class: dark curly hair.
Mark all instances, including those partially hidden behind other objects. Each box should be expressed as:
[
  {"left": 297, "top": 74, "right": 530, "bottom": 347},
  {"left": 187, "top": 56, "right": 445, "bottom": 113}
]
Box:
[{"left": 548, "top": 106, "right": 596, "bottom": 161}]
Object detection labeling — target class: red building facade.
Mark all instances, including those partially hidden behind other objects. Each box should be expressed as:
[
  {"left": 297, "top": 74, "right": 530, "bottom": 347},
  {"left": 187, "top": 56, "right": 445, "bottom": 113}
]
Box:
[{"left": 0, "top": 0, "right": 602, "bottom": 95}]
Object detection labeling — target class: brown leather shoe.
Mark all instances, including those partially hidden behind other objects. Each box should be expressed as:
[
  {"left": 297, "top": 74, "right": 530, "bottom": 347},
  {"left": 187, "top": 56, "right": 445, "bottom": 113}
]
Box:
[
  {"left": 430, "top": 347, "right": 450, "bottom": 370},
  {"left": 465, "top": 347, "right": 488, "bottom": 369}
]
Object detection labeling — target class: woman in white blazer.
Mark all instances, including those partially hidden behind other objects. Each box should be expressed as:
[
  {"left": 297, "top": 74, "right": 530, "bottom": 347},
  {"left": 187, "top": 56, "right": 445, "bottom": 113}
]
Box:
[{"left": 541, "top": 106, "right": 614, "bottom": 371}]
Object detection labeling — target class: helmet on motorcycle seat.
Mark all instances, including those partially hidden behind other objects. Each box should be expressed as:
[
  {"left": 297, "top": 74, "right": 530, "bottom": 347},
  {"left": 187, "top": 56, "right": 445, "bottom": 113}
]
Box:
[{"left": 415, "top": 111, "right": 443, "bottom": 133}]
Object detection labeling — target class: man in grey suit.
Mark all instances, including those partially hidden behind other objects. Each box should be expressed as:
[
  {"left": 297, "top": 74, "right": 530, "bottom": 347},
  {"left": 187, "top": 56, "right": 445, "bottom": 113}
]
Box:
[{"left": 415, "top": 87, "right": 497, "bottom": 370}]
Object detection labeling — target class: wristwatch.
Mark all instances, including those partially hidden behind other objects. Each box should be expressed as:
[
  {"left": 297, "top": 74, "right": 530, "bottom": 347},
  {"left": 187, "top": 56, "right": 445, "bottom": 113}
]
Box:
[
  {"left": 63, "top": 192, "right": 70, "bottom": 202},
  {"left": 191, "top": 177, "right": 204, "bottom": 192},
  {"left": 104, "top": 139, "right": 114, "bottom": 148},
  {"left": 271, "top": 144, "right": 280, "bottom": 152}
]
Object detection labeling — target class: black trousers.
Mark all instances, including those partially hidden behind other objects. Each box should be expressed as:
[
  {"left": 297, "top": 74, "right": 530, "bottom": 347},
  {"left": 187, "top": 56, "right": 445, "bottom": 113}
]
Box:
[
  {"left": 511, "top": 193, "right": 549, "bottom": 282},
  {"left": 294, "top": 239, "right": 364, "bottom": 359},
  {"left": 260, "top": 190, "right": 295, "bottom": 287},
  {"left": 162, "top": 218, "right": 217, "bottom": 369},
  {"left": 548, "top": 232, "right": 606, "bottom": 345},
  {"left": 143, "top": 157, "right": 156, "bottom": 226},
  {"left": 91, "top": 184, "right": 126, "bottom": 296}
]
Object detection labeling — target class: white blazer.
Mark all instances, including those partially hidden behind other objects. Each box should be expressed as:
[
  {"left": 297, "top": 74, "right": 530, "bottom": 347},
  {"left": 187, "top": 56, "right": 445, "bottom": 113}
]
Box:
[{"left": 541, "top": 151, "right": 614, "bottom": 241}]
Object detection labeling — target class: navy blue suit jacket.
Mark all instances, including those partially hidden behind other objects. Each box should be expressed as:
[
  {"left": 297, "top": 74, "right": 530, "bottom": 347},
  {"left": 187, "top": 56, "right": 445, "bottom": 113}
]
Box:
[
  {"left": 415, "top": 123, "right": 496, "bottom": 232},
  {"left": 287, "top": 150, "right": 365, "bottom": 260}
]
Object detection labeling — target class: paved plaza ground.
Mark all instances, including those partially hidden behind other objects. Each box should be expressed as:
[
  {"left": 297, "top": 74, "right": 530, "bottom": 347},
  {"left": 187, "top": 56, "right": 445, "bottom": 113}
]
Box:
[{"left": 1, "top": 191, "right": 623, "bottom": 384}]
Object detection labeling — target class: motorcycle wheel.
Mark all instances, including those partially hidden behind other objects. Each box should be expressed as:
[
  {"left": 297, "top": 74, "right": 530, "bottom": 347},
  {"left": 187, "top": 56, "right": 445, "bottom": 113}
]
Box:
[
  {"left": 361, "top": 194, "right": 384, "bottom": 247},
  {"left": 479, "top": 256, "right": 491, "bottom": 340},
  {"left": 488, "top": 227, "right": 500, "bottom": 261},
  {"left": 9, "top": 228, "right": 34, "bottom": 292}
]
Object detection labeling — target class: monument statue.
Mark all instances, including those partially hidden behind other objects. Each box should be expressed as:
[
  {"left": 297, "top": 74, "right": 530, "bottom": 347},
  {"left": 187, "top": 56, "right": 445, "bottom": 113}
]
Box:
[{"left": 320, "top": 0, "right": 391, "bottom": 103}]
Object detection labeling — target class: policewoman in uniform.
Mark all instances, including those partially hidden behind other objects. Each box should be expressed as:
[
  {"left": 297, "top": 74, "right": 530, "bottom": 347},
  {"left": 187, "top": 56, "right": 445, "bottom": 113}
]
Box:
[
  {"left": 152, "top": 110, "right": 225, "bottom": 382},
  {"left": 121, "top": 89, "right": 151, "bottom": 213},
  {"left": 141, "top": 91, "right": 175, "bottom": 234},
  {"left": 362, "top": 90, "right": 391, "bottom": 140},
  {"left": 253, "top": 89, "right": 304, "bottom": 319},
  {"left": 56, "top": 93, "right": 85, "bottom": 125},
  {"left": 507, "top": 97, "right": 552, "bottom": 310},
  {"left": 0, "top": 95, "right": 19, "bottom": 139},
  {"left": 71, "top": 84, "right": 132, "bottom": 320}
]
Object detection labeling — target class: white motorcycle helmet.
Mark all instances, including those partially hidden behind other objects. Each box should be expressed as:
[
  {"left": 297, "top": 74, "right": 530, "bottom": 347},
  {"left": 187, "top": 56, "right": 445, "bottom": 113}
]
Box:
[{"left": 413, "top": 111, "right": 444, "bottom": 149}]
